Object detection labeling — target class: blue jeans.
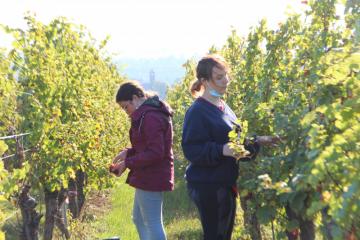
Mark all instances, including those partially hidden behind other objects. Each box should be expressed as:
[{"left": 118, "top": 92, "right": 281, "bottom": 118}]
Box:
[{"left": 132, "top": 188, "right": 166, "bottom": 240}]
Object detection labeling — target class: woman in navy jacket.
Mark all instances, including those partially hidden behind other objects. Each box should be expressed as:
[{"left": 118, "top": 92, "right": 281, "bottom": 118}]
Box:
[
  {"left": 112, "top": 81, "right": 174, "bottom": 240},
  {"left": 182, "top": 55, "right": 280, "bottom": 240}
]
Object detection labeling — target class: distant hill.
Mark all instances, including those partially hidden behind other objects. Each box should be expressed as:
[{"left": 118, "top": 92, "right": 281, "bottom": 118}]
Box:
[
  {"left": 113, "top": 56, "right": 188, "bottom": 99},
  {"left": 114, "top": 56, "right": 187, "bottom": 85}
]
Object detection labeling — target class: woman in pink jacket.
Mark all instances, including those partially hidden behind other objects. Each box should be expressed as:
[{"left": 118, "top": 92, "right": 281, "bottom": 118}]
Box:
[{"left": 112, "top": 81, "right": 174, "bottom": 240}]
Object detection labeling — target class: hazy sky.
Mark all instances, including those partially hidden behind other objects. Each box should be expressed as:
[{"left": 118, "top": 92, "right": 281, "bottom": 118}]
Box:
[{"left": 0, "top": 0, "right": 304, "bottom": 59}]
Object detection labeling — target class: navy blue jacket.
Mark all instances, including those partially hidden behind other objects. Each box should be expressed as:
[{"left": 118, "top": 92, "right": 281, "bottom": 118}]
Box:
[{"left": 182, "top": 97, "right": 259, "bottom": 187}]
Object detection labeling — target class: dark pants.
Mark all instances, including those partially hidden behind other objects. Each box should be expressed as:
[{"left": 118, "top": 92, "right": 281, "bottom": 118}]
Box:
[{"left": 187, "top": 184, "right": 236, "bottom": 240}]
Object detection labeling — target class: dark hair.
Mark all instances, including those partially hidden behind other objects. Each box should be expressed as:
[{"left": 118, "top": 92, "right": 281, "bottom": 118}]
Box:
[
  {"left": 116, "top": 81, "right": 145, "bottom": 102},
  {"left": 190, "top": 54, "right": 228, "bottom": 97}
]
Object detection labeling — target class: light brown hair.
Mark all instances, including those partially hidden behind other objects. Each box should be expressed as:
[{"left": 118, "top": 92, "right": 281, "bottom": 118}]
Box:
[{"left": 190, "top": 54, "right": 229, "bottom": 97}]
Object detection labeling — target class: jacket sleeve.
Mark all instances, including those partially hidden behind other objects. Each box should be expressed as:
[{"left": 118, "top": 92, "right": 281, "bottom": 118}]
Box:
[
  {"left": 126, "top": 147, "right": 135, "bottom": 157},
  {"left": 125, "top": 112, "right": 166, "bottom": 169},
  {"left": 181, "top": 110, "right": 224, "bottom": 166}
]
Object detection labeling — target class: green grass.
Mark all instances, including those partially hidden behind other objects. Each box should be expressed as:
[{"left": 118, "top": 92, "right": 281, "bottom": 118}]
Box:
[
  {"left": 94, "top": 166, "right": 203, "bottom": 240},
  {"left": 163, "top": 174, "right": 202, "bottom": 240},
  {"left": 93, "top": 174, "right": 138, "bottom": 240}
]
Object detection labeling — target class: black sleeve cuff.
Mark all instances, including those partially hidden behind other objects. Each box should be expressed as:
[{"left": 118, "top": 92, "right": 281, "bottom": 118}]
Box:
[{"left": 238, "top": 137, "right": 260, "bottom": 162}]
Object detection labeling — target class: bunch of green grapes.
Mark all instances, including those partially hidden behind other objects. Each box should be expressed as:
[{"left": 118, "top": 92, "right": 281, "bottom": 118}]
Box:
[{"left": 228, "top": 120, "right": 250, "bottom": 159}]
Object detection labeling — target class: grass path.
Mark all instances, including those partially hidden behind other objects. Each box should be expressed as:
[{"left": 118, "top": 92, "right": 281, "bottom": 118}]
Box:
[
  {"left": 94, "top": 177, "right": 138, "bottom": 240},
  {"left": 94, "top": 171, "right": 202, "bottom": 240}
]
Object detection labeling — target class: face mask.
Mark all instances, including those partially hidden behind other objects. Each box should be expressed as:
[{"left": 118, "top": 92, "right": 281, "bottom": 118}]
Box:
[
  {"left": 206, "top": 82, "right": 224, "bottom": 98},
  {"left": 209, "top": 88, "right": 223, "bottom": 98}
]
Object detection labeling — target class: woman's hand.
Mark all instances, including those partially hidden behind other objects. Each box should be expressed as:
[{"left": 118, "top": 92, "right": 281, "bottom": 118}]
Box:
[
  {"left": 223, "top": 143, "right": 249, "bottom": 159},
  {"left": 256, "top": 135, "right": 283, "bottom": 147},
  {"left": 113, "top": 149, "right": 128, "bottom": 164},
  {"left": 109, "top": 161, "right": 126, "bottom": 177}
]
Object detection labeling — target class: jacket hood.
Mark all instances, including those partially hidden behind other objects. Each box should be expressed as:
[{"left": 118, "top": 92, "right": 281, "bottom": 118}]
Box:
[{"left": 131, "top": 95, "right": 173, "bottom": 121}]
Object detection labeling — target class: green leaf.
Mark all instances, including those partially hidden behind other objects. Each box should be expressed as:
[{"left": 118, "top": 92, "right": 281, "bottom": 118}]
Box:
[
  {"left": 256, "top": 206, "right": 276, "bottom": 224},
  {"left": 289, "top": 192, "right": 307, "bottom": 214},
  {"left": 286, "top": 219, "right": 299, "bottom": 231},
  {"left": 0, "top": 141, "right": 8, "bottom": 155}
]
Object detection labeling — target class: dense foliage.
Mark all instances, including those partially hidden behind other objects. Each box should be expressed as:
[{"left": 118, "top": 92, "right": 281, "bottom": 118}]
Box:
[
  {"left": 167, "top": 0, "right": 359, "bottom": 238},
  {"left": 2, "top": 14, "right": 129, "bottom": 192},
  {"left": 1, "top": 14, "right": 130, "bottom": 238}
]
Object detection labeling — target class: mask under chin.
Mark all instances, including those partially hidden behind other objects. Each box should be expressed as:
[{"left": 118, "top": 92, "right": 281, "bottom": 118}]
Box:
[{"left": 209, "top": 89, "right": 223, "bottom": 98}]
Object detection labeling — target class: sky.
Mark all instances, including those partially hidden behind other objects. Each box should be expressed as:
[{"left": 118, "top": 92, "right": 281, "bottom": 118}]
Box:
[{"left": 0, "top": 0, "right": 305, "bottom": 59}]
